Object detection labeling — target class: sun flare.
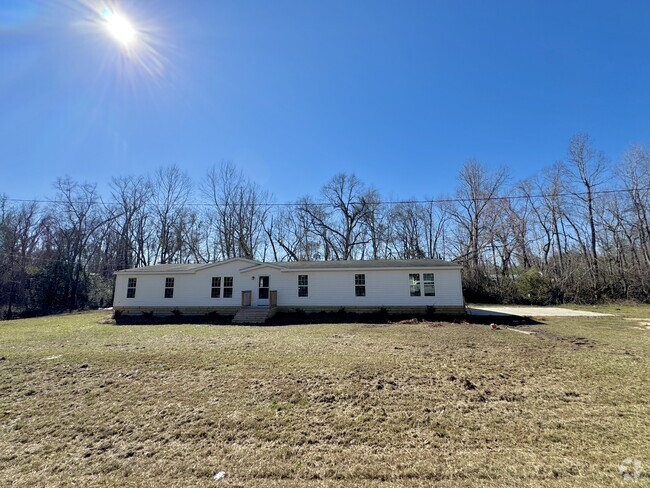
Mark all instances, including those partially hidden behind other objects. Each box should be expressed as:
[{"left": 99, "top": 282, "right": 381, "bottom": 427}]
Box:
[
  {"left": 100, "top": 8, "right": 136, "bottom": 46},
  {"left": 90, "top": 4, "right": 168, "bottom": 80}
]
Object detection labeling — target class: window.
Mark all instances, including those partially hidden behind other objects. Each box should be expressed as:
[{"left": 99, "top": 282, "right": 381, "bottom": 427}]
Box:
[
  {"left": 355, "top": 274, "right": 366, "bottom": 297},
  {"left": 223, "top": 276, "right": 233, "bottom": 298},
  {"left": 423, "top": 273, "right": 435, "bottom": 296},
  {"left": 126, "top": 277, "right": 137, "bottom": 298},
  {"left": 211, "top": 277, "right": 221, "bottom": 298},
  {"left": 298, "top": 275, "right": 308, "bottom": 297},
  {"left": 164, "top": 277, "right": 174, "bottom": 298},
  {"left": 409, "top": 273, "right": 421, "bottom": 296}
]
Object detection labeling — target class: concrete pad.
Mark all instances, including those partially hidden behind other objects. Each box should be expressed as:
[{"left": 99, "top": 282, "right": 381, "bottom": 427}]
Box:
[{"left": 466, "top": 305, "right": 613, "bottom": 317}]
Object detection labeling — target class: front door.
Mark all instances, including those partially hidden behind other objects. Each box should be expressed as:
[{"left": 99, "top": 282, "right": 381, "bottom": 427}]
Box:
[
  {"left": 258, "top": 276, "right": 270, "bottom": 305},
  {"left": 241, "top": 290, "right": 252, "bottom": 307}
]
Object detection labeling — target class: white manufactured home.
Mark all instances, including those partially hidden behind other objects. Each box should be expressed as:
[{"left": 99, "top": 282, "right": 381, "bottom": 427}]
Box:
[{"left": 113, "top": 258, "right": 465, "bottom": 322}]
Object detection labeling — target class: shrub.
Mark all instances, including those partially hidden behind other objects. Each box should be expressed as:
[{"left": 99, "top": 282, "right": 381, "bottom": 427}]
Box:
[{"left": 516, "top": 268, "right": 552, "bottom": 305}]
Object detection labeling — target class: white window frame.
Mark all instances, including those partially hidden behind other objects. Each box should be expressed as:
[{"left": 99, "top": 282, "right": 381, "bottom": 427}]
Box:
[
  {"left": 298, "top": 275, "right": 308, "bottom": 297},
  {"left": 211, "top": 277, "right": 221, "bottom": 298},
  {"left": 409, "top": 273, "right": 421, "bottom": 297},
  {"left": 223, "top": 276, "right": 233, "bottom": 298},
  {"left": 423, "top": 273, "right": 435, "bottom": 296},
  {"left": 355, "top": 274, "right": 366, "bottom": 297},
  {"left": 126, "top": 278, "right": 137, "bottom": 298},
  {"left": 164, "top": 277, "right": 174, "bottom": 298}
]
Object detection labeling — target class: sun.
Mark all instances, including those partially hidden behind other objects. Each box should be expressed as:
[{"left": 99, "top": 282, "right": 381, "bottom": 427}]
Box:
[
  {"left": 91, "top": 4, "right": 168, "bottom": 79},
  {"left": 100, "top": 7, "right": 136, "bottom": 46}
]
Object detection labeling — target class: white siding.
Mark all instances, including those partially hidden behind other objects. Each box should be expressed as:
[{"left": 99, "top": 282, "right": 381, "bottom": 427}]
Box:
[
  {"left": 114, "top": 261, "right": 464, "bottom": 309},
  {"left": 238, "top": 267, "right": 464, "bottom": 308},
  {"left": 114, "top": 260, "right": 250, "bottom": 309}
]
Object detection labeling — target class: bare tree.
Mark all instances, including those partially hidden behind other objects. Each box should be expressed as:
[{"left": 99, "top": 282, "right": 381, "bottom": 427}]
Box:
[
  {"left": 617, "top": 145, "right": 650, "bottom": 265},
  {"left": 51, "top": 178, "right": 117, "bottom": 309},
  {"left": 421, "top": 200, "right": 448, "bottom": 260},
  {"left": 150, "top": 165, "right": 192, "bottom": 264},
  {"left": 448, "top": 159, "right": 509, "bottom": 283},
  {"left": 0, "top": 201, "right": 42, "bottom": 317},
  {"left": 389, "top": 201, "right": 425, "bottom": 259},
  {"left": 565, "top": 133, "right": 608, "bottom": 290},
  {"left": 266, "top": 204, "right": 322, "bottom": 261},
  {"left": 298, "top": 173, "right": 375, "bottom": 260},
  {"left": 361, "top": 189, "right": 388, "bottom": 259},
  {"left": 110, "top": 175, "right": 152, "bottom": 269},
  {"left": 201, "top": 161, "right": 271, "bottom": 260}
]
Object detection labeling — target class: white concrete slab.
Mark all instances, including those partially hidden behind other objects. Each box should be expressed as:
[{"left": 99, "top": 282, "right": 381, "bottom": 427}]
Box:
[{"left": 466, "top": 305, "right": 613, "bottom": 317}]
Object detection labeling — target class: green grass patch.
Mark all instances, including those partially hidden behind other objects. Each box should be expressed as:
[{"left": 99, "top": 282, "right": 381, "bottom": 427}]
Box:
[{"left": 557, "top": 302, "right": 650, "bottom": 318}]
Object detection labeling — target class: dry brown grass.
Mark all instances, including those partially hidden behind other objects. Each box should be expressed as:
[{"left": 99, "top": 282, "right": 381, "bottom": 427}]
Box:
[{"left": 1, "top": 311, "right": 649, "bottom": 487}]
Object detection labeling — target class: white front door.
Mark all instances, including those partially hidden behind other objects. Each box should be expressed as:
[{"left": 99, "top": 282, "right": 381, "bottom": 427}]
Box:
[{"left": 258, "top": 276, "right": 270, "bottom": 306}]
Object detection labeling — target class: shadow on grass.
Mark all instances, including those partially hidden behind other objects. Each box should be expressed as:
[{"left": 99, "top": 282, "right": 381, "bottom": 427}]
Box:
[
  {"left": 112, "top": 311, "right": 234, "bottom": 326},
  {"left": 112, "top": 309, "right": 543, "bottom": 327},
  {"left": 267, "top": 309, "right": 542, "bottom": 326},
  {"left": 457, "top": 314, "right": 542, "bottom": 326}
]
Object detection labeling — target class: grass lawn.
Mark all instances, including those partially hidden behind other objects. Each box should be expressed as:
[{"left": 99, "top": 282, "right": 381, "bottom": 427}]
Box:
[
  {"left": 556, "top": 302, "right": 650, "bottom": 318},
  {"left": 1, "top": 311, "right": 648, "bottom": 487}
]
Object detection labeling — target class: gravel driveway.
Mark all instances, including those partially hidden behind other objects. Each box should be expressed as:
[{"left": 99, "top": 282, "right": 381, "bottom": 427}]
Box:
[{"left": 466, "top": 305, "right": 613, "bottom": 317}]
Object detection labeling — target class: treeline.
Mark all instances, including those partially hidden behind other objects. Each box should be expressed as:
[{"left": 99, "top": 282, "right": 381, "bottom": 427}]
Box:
[{"left": 1, "top": 133, "right": 648, "bottom": 317}]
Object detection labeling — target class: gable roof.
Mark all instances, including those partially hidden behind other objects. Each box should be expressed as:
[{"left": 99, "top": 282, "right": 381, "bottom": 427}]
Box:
[
  {"left": 114, "top": 257, "right": 260, "bottom": 275},
  {"left": 275, "top": 258, "right": 459, "bottom": 270},
  {"left": 118, "top": 263, "right": 203, "bottom": 274},
  {"left": 116, "top": 258, "right": 460, "bottom": 275}
]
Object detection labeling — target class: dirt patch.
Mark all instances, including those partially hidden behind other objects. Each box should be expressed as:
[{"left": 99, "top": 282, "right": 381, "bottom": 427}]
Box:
[
  {"left": 96, "top": 314, "right": 116, "bottom": 325},
  {"left": 531, "top": 329, "right": 597, "bottom": 348}
]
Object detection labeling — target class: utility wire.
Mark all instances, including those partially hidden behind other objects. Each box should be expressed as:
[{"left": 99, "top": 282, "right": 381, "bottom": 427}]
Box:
[{"left": 1, "top": 186, "right": 648, "bottom": 208}]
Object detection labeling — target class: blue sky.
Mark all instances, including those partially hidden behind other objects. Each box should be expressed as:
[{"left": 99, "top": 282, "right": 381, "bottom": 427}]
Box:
[{"left": 1, "top": 0, "right": 649, "bottom": 203}]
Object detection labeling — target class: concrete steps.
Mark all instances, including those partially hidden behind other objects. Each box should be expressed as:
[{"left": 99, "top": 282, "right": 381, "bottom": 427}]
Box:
[{"left": 232, "top": 306, "right": 276, "bottom": 324}]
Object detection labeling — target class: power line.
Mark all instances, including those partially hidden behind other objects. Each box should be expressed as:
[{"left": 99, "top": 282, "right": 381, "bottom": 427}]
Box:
[{"left": 1, "top": 186, "right": 648, "bottom": 208}]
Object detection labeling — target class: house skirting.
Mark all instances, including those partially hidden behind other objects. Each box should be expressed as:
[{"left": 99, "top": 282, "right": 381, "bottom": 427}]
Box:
[
  {"left": 276, "top": 305, "right": 466, "bottom": 314},
  {"left": 115, "top": 306, "right": 240, "bottom": 317},
  {"left": 114, "top": 305, "right": 465, "bottom": 316}
]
